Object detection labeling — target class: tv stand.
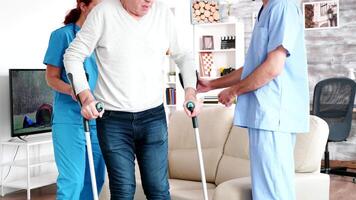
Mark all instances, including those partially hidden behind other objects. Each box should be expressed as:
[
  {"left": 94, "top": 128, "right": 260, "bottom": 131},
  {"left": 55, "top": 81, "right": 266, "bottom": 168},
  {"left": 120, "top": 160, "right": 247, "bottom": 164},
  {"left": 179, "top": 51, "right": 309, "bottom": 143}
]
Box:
[{"left": 0, "top": 134, "right": 57, "bottom": 200}]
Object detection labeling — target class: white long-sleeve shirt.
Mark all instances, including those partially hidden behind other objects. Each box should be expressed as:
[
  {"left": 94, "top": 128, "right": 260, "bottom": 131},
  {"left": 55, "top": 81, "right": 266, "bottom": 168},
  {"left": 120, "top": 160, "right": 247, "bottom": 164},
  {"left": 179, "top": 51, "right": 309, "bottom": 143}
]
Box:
[{"left": 64, "top": 0, "right": 196, "bottom": 112}]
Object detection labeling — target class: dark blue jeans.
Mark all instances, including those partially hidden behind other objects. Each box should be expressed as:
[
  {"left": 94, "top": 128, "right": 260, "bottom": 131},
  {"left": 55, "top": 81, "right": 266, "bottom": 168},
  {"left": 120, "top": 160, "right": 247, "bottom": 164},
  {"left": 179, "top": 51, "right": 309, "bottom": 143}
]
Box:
[{"left": 96, "top": 104, "right": 170, "bottom": 200}]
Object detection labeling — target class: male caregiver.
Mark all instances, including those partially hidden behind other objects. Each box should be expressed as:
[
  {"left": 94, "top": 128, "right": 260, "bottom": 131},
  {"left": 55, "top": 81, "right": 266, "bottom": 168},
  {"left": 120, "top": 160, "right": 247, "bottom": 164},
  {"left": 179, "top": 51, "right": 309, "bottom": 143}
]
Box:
[{"left": 198, "top": 0, "right": 309, "bottom": 199}]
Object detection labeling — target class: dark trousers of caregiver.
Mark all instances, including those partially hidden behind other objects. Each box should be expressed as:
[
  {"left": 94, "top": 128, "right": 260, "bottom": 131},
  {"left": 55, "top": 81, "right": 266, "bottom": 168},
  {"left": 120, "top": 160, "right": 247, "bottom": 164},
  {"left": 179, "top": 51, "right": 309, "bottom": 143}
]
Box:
[{"left": 96, "top": 104, "right": 170, "bottom": 200}]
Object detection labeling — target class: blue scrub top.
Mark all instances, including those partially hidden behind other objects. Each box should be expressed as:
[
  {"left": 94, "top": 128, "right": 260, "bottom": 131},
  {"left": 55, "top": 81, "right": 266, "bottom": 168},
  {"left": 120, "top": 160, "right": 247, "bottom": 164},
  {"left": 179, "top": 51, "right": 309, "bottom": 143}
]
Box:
[
  {"left": 234, "top": 0, "right": 309, "bottom": 133},
  {"left": 44, "top": 23, "right": 98, "bottom": 125}
]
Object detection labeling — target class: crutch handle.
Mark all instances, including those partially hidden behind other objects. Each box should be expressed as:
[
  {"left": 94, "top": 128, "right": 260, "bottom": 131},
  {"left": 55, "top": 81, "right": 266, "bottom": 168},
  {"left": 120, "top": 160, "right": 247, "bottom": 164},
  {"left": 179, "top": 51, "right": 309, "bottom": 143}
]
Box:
[
  {"left": 95, "top": 102, "right": 104, "bottom": 112},
  {"left": 186, "top": 101, "right": 198, "bottom": 128},
  {"left": 186, "top": 101, "right": 195, "bottom": 113}
]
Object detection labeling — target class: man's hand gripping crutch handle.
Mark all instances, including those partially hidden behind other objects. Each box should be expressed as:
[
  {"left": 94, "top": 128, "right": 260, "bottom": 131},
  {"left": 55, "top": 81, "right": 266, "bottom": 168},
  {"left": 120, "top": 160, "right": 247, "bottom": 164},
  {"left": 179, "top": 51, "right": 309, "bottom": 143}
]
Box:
[
  {"left": 186, "top": 101, "right": 198, "bottom": 128},
  {"left": 67, "top": 73, "right": 105, "bottom": 119}
]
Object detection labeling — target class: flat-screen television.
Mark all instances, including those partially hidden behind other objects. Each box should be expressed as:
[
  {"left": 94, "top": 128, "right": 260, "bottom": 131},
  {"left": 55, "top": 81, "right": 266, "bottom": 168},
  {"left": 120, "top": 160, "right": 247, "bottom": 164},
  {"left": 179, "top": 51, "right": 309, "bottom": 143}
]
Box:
[{"left": 9, "top": 69, "right": 53, "bottom": 137}]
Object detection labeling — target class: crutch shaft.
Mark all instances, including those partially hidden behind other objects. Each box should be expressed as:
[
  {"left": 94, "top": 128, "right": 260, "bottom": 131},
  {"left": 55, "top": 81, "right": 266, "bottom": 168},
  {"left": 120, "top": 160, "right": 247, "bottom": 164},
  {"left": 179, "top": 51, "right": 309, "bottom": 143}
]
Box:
[
  {"left": 85, "top": 131, "right": 99, "bottom": 200},
  {"left": 194, "top": 128, "right": 209, "bottom": 200}
]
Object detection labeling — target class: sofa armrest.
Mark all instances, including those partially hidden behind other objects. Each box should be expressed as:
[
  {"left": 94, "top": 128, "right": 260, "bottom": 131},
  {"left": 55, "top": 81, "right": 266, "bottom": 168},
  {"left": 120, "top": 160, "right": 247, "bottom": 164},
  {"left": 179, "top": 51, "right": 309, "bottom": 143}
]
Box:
[{"left": 213, "top": 177, "right": 252, "bottom": 200}]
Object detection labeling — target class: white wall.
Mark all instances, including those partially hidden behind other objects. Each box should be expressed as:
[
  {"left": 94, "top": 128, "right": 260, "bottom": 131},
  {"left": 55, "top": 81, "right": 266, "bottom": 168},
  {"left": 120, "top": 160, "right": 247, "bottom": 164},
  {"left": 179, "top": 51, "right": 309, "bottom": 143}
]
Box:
[
  {"left": 0, "top": 0, "right": 74, "bottom": 138},
  {"left": 0, "top": 0, "right": 74, "bottom": 193}
]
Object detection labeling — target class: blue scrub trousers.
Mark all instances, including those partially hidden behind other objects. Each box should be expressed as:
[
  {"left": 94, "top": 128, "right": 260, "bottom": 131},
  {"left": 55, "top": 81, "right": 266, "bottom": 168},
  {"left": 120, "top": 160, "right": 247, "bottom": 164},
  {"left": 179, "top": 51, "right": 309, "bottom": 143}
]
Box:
[
  {"left": 52, "top": 124, "right": 106, "bottom": 200},
  {"left": 248, "top": 128, "right": 296, "bottom": 200}
]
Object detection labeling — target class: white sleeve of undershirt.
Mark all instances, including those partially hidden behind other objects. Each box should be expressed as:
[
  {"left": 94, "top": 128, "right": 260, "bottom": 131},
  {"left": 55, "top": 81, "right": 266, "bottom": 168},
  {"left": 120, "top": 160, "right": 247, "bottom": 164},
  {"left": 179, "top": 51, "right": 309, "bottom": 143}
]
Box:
[
  {"left": 63, "top": 4, "right": 104, "bottom": 94},
  {"left": 167, "top": 9, "right": 197, "bottom": 89}
]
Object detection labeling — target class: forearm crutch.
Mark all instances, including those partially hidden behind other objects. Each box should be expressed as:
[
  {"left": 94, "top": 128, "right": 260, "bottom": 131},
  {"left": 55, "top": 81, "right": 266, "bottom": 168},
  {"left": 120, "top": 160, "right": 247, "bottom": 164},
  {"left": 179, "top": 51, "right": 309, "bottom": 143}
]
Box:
[
  {"left": 67, "top": 73, "right": 104, "bottom": 200},
  {"left": 179, "top": 71, "right": 209, "bottom": 200}
]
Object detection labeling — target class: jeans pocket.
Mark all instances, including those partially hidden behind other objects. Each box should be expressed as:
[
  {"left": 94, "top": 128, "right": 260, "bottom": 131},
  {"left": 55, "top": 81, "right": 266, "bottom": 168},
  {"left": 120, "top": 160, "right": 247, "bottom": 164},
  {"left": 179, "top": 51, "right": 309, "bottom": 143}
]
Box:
[
  {"left": 98, "top": 111, "right": 112, "bottom": 120},
  {"left": 149, "top": 105, "right": 164, "bottom": 115}
]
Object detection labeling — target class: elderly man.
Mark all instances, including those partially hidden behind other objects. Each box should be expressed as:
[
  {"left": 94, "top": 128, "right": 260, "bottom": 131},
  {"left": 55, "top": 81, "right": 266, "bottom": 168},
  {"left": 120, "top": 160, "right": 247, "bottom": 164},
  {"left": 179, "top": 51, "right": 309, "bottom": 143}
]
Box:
[
  {"left": 64, "top": 0, "right": 200, "bottom": 199},
  {"left": 198, "top": 0, "right": 309, "bottom": 199}
]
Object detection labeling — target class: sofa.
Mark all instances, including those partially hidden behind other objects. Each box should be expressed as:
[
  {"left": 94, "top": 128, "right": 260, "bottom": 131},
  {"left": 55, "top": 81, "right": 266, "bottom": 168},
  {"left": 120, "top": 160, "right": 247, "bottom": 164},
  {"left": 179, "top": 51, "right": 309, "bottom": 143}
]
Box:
[{"left": 100, "top": 106, "right": 330, "bottom": 200}]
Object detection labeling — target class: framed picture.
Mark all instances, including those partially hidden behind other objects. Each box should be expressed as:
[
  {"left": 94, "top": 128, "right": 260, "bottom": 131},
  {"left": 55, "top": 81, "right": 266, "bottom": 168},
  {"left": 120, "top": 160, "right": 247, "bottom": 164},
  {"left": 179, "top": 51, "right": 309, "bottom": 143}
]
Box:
[
  {"left": 199, "top": 52, "right": 214, "bottom": 77},
  {"left": 303, "top": 0, "right": 339, "bottom": 30},
  {"left": 202, "top": 35, "right": 214, "bottom": 50}
]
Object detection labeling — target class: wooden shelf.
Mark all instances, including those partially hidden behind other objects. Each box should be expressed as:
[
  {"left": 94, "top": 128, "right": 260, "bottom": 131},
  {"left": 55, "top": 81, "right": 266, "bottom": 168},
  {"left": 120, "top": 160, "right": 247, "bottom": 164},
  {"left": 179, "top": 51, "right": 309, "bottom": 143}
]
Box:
[
  {"left": 1, "top": 155, "right": 55, "bottom": 168},
  {"left": 166, "top": 105, "right": 176, "bottom": 108},
  {"left": 2, "top": 173, "right": 57, "bottom": 190},
  {"left": 200, "top": 76, "right": 221, "bottom": 79},
  {"left": 2, "top": 135, "right": 52, "bottom": 146},
  {"left": 198, "top": 49, "right": 236, "bottom": 53},
  {"left": 194, "top": 22, "right": 236, "bottom": 27}
]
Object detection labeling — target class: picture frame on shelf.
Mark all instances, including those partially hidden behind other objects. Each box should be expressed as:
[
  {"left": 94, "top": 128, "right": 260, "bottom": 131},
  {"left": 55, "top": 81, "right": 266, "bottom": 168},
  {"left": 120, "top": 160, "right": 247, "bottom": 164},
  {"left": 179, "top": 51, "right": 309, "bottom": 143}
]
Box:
[
  {"left": 199, "top": 52, "right": 214, "bottom": 77},
  {"left": 303, "top": 0, "right": 339, "bottom": 30},
  {"left": 202, "top": 35, "right": 214, "bottom": 50}
]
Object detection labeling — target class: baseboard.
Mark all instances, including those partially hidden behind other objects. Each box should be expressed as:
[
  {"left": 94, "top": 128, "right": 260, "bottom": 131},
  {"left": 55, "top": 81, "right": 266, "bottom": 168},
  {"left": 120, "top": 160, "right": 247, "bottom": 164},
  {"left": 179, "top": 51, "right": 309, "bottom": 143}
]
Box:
[{"left": 322, "top": 160, "right": 356, "bottom": 170}]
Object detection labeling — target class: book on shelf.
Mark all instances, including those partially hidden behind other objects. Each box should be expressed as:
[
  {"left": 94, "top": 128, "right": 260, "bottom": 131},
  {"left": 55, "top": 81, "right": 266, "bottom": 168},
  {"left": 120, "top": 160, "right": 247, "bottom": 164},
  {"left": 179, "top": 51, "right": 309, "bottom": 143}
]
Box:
[
  {"left": 203, "top": 95, "right": 219, "bottom": 104},
  {"left": 165, "top": 87, "right": 176, "bottom": 105}
]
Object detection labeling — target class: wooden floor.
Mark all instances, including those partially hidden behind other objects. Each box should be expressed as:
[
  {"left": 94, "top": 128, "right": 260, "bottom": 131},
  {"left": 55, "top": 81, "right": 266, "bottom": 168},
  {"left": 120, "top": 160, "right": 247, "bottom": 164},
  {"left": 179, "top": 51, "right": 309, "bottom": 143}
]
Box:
[
  {"left": 0, "top": 175, "right": 355, "bottom": 200},
  {"left": 330, "top": 175, "right": 356, "bottom": 200}
]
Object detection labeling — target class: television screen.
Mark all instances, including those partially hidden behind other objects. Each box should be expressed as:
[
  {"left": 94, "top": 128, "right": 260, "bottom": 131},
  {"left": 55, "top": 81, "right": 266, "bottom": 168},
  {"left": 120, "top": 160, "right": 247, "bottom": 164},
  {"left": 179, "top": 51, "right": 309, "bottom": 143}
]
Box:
[{"left": 9, "top": 69, "right": 53, "bottom": 137}]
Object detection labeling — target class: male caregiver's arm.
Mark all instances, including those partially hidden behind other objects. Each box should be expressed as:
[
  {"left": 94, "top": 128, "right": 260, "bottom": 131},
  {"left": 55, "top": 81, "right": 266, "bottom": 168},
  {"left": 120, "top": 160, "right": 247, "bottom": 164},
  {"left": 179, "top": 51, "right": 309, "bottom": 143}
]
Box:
[
  {"left": 218, "top": 46, "right": 287, "bottom": 106},
  {"left": 46, "top": 65, "right": 76, "bottom": 101},
  {"left": 197, "top": 67, "right": 243, "bottom": 93},
  {"left": 63, "top": 6, "right": 103, "bottom": 120}
]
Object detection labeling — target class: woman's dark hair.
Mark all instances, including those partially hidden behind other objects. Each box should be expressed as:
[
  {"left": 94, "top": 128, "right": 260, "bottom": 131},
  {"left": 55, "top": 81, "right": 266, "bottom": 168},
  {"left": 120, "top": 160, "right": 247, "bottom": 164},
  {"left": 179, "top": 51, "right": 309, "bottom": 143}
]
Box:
[{"left": 64, "top": 0, "right": 93, "bottom": 25}]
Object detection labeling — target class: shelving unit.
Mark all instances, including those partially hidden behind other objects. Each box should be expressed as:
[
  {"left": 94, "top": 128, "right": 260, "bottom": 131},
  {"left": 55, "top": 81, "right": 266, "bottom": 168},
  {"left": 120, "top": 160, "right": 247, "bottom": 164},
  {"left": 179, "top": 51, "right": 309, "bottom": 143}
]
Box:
[
  {"left": 193, "top": 21, "right": 245, "bottom": 104},
  {"left": 163, "top": 1, "right": 185, "bottom": 118},
  {"left": 0, "top": 135, "right": 57, "bottom": 200},
  {"left": 162, "top": 2, "right": 244, "bottom": 113}
]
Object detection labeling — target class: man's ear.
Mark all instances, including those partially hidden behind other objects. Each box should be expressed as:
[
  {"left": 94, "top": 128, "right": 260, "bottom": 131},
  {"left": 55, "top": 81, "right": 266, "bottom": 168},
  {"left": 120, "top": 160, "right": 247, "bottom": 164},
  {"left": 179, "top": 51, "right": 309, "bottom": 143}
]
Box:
[{"left": 79, "top": 2, "right": 87, "bottom": 13}]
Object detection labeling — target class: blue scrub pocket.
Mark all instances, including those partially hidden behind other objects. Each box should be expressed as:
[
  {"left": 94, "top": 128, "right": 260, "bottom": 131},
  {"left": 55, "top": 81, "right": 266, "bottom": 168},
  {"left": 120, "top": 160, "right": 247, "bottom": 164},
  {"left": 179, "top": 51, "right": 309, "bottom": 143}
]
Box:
[{"left": 253, "top": 26, "right": 268, "bottom": 64}]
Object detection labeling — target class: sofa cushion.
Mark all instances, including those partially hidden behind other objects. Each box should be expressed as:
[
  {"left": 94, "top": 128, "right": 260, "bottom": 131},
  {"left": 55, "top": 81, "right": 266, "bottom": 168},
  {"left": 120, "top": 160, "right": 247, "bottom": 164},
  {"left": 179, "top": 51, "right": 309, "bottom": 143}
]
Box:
[
  {"left": 215, "top": 126, "right": 250, "bottom": 185},
  {"left": 133, "top": 178, "right": 216, "bottom": 200},
  {"left": 170, "top": 179, "right": 216, "bottom": 200},
  {"left": 169, "top": 179, "right": 216, "bottom": 190},
  {"left": 294, "top": 115, "right": 329, "bottom": 173},
  {"left": 214, "top": 177, "right": 251, "bottom": 200},
  {"left": 170, "top": 189, "right": 215, "bottom": 200},
  {"left": 213, "top": 173, "right": 329, "bottom": 200},
  {"left": 168, "top": 107, "right": 234, "bottom": 183}
]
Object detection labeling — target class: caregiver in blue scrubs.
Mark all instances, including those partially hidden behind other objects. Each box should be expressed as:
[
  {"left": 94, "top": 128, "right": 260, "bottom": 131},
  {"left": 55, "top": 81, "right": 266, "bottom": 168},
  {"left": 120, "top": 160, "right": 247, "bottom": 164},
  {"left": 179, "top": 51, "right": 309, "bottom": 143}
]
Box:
[
  {"left": 198, "top": 0, "right": 309, "bottom": 199},
  {"left": 44, "top": 0, "right": 105, "bottom": 199}
]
